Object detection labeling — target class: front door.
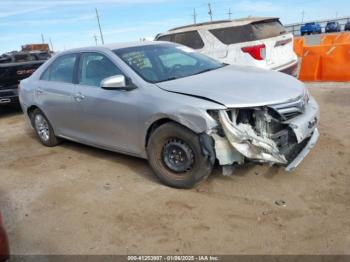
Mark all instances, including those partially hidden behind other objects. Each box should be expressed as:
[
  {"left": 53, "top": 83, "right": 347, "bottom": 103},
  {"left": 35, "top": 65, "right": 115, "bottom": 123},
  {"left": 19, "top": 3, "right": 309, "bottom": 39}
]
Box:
[{"left": 73, "top": 52, "right": 141, "bottom": 155}]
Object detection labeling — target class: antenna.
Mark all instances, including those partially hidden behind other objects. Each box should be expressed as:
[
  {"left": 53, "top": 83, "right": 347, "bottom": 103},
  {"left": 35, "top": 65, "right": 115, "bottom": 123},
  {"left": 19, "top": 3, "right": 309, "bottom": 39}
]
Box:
[
  {"left": 41, "top": 33, "right": 45, "bottom": 44},
  {"left": 208, "top": 2, "right": 213, "bottom": 21},
  {"left": 95, "top": 8, "right": 105, "bottom": 45},
  {"left": 227, "top": 8, "right": 232, "bottom": 20},
  {"left": 192, "top": 8, "right": 197, "bottom": 24}
]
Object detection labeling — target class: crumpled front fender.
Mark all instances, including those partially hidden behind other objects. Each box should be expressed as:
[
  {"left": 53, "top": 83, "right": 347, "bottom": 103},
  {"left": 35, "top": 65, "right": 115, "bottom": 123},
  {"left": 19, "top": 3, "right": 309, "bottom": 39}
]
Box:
[{"left": 218, "top": 110, "right": 287, "bottom": 164}]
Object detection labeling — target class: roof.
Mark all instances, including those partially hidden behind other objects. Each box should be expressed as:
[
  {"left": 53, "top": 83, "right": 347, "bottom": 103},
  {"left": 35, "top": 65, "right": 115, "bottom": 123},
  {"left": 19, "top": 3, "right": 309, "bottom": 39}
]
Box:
[
  {"left": 58, "top": 41, "right": 167, "bottom": 55},
  {"left": 166, "top": 17, "right": 279, "bottom": 34}
]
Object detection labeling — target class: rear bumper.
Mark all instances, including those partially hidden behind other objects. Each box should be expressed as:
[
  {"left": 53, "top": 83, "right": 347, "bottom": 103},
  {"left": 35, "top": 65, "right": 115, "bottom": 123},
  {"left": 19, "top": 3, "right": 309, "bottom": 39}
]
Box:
[
  {"left": 273, "top": 60, "right": 299, "bottom": 77},
  {"left": 0, "top": 88, "right": 19, "bottom": 105}
]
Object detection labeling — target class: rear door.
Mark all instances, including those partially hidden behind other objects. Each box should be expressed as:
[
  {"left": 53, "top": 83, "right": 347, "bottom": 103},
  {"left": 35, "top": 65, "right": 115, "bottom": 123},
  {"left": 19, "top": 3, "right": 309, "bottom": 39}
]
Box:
[{"left": 37, "top": 53, "right": 80, "bottom": 138}]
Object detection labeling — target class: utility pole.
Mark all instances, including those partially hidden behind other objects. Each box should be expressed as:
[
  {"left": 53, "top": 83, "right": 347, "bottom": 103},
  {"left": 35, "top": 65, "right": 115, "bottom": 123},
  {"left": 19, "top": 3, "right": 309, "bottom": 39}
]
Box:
[
  {"left": 192, "top": 8, "right": 197, "bottom": 24},
  {"left": 49, "top": 38, "right": 54, "bottom": 52},
  {"left": 95, "top": 8, "right": 105, "bottom": 45},
  {"left": 93, "top": 34, "right": 98, "bottom": 45},
  {"left": 208, "top": 2, "right": 213, "bottom": 22},
  {"left": 227, "top": 8, "right": 232, "bottom": 20},
  {"left": 301, "top": 10, "right": 305, "bottom": 24},
  {"left": 41, "top": 33, "right": 45, "bottom": 44}
]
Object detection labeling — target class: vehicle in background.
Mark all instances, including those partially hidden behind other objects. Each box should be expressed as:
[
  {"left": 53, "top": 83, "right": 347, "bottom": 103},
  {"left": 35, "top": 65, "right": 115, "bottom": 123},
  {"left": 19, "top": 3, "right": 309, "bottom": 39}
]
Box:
[
  {"left": 0, "top": 212, "right": 9, "bottom": 262},
  {"left": 0, "top": 51, "right": 51, "bottom": 105},
  {"left": 19, "top": 42, "right": 319, "bottom": 189},
  {"left": 325, "top": 21, "right": 341, "bottom": 33},
  {"left": 345, "top": 21, "right": 350, "bottom": 31},
  {"left": 155, "top": 17, "right": 298, "bottom": 76},
  {"left": 300, "top": 22, "right": 322, "bottom": 35},
  {"left": 22, "top": 43, "right": 50, "bottom": 52}
]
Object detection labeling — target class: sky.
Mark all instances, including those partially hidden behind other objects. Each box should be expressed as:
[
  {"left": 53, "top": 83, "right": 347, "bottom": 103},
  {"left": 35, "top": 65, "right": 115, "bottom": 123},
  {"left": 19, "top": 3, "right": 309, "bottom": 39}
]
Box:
[{"left": 0, "top": 0, "right": 349, "bottom": 53}]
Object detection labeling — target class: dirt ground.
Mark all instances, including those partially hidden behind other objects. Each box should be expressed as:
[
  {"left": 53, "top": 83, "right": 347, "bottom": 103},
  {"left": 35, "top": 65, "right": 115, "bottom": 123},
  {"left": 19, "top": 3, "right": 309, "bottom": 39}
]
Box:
[{"left": 0, "top": 83, "right": 349, "bottom": 255}]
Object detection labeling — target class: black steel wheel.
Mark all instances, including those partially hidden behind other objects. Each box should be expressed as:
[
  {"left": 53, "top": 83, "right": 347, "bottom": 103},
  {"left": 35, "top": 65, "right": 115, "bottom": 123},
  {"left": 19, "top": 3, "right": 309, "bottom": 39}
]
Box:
[{"left": 147, "top": 122, "right": 214, "bottom": 188}]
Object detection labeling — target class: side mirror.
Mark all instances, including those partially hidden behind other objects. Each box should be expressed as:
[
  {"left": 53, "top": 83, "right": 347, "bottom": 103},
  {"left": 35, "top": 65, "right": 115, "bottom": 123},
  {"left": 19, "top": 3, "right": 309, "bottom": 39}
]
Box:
[{"left": 101, "top": 75, "right": 136, "bottom": 91}]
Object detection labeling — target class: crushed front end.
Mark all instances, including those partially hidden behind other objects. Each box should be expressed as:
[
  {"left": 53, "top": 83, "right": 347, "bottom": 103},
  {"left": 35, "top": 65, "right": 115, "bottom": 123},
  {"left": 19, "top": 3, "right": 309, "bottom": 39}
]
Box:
[{"left": 209, "top": 91, "right": 319, "bottom": 173}]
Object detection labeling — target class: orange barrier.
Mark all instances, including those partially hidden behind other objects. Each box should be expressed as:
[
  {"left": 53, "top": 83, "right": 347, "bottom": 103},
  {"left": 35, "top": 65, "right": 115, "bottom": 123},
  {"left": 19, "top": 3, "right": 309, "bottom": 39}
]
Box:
[
  {"left": 294, "top": 33, "right": 350, "bottom": 82},
  {"left": 321, "top": 33, "right": 350, "bottom": 45},
  {"left": 299, "top": 44, "right": 350, "bottom": 81},
  {"left": 293, "top": 37, "right": 305, "bottom": 57}
]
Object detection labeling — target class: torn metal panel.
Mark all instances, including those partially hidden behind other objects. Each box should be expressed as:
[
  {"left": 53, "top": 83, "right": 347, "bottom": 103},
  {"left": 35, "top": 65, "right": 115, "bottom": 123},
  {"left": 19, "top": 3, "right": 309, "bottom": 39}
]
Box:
[
  {"left": 211, "top": 133, "right": 244, "bottom": 165},
  {"left": 218, "top": 110, "right": 287, "bottom": 164},
  {"left": 283, "top": 97, "right": 319, "bottom": 143},
  {"left": 285, "top": 128, "right": 319, "bottom": 172}
]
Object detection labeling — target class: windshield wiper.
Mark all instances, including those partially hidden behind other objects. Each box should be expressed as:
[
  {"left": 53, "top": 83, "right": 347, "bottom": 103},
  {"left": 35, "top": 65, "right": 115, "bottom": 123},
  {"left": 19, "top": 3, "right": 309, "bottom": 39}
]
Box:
[
  {"left": 157, "top": 77, "right": 178, "bottom": 83},
  {"left": 192, "top": 66, "right": 225, "bottom": 76}
]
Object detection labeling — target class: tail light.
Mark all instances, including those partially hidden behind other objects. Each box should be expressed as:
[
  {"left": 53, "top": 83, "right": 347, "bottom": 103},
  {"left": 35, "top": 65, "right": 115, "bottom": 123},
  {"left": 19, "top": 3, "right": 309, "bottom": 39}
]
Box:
[{"left": 241, "top": 44, "right": 266, "bottom": 60}]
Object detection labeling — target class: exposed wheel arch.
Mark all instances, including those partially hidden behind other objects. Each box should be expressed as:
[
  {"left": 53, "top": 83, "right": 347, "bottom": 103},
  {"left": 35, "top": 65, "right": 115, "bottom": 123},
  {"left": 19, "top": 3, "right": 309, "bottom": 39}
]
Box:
[
  {"left": 145, "top": 117, "right": 205, "bottom": 148},
  {"left": 27, "top": 105, "right": 40, "bottom": 126},
  {"left": 145, "top": 118, "right": 174, "bottom": 148}
]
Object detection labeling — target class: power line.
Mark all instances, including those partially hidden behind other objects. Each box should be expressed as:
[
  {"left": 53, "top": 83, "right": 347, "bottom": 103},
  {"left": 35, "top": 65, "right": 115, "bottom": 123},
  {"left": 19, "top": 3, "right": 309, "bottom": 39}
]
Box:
[
  {"left": 95, "top": 8, "right": 105, "bottom": 45},
  {"left": 49, "top": 38, "right": 54, "bottom": 52},
  {"left": 93, "top": 34, "right": 98, "bottom": 45},
  {"left": 208, "top": 2, "right": 213, "bottom": 21},
  {"left": 192, "top": 8, "right": 197, "bottom": 24},
  {"left": 227, "top": 8, "right": 232, "bottom": 20},
  {"left": 301, "top": 10, "right": 305, "bottom": 23}
]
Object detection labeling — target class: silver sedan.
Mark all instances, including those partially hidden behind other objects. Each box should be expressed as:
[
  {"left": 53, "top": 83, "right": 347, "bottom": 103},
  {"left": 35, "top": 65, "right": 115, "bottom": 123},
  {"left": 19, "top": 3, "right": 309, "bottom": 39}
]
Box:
[{"left": 19, "top": 42, "right": 319, "bottom": 188}]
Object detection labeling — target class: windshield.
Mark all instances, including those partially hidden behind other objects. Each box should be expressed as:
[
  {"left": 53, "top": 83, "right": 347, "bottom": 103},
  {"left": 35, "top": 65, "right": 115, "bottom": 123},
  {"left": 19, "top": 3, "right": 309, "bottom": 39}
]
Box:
[{"left": 114, "top": 44, "right": 225, "bottom": 83}]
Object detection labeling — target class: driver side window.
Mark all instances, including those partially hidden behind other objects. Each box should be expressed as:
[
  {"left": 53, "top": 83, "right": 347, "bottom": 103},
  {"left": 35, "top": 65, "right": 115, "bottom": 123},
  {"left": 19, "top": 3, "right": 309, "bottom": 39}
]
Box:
[{"left": 79, "top": 52, "right": 123, "bottom": 87}]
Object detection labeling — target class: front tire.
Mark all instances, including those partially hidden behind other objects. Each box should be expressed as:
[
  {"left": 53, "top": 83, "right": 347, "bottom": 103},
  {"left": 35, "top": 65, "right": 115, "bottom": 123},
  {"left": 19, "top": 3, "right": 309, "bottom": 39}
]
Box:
[
  {"left": 31, "top": 109, "right": 61, "bottom": 147},
  {"left": 147, "top": 123, "right": 214, "bottom": 189}
]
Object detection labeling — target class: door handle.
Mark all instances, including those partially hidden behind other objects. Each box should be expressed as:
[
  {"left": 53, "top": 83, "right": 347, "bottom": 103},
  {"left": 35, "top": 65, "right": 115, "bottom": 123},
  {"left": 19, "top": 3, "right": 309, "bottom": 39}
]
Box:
[
  {"left": 35, "top": 88, "right": 44, "bottom": 96},
  {"left": 73, "top": 92, "right": 85, "bottom": 102}
]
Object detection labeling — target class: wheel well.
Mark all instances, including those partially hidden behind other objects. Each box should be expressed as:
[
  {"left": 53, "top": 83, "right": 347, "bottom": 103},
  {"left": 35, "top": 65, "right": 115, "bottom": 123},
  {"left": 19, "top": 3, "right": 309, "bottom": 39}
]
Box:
[
  {"left": 27, "top": 105, "right": 39, "bottom": 117},
  {"left": 27, "top": 106, "right": 39, "bottom": 124},
  {"left": 145, "top": 118, "right": 173, "bottom": 147}
]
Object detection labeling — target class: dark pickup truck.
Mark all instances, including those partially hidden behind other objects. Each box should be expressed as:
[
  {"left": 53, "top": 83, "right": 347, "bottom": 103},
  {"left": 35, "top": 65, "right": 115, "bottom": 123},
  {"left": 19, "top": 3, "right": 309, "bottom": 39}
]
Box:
[{"left": 0, "top": 51, "right": 50, "bottom": 105}]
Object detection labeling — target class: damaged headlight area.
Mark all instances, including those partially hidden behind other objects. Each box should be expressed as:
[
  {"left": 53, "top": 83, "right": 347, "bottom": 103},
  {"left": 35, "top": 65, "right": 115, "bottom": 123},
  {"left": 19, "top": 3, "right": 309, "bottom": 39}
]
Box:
[{"left": 208, "top": 103, "right": 318, "bottom": 173}]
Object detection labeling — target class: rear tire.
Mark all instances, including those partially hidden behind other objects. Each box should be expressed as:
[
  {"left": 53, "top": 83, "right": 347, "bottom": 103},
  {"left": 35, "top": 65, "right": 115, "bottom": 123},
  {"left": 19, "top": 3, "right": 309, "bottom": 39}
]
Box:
[
  {"left": 31, "top": 109, "right": 61, "bottom": 147},
  {"left": 147, "top": 122, "right": 213, "bottom": 189}
]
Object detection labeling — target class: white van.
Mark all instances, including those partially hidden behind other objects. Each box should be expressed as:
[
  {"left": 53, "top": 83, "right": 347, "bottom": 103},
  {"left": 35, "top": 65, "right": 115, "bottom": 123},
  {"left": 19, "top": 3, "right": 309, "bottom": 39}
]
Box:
[{"left": 156, "top": 17, "right": 298, "bottom": 76}]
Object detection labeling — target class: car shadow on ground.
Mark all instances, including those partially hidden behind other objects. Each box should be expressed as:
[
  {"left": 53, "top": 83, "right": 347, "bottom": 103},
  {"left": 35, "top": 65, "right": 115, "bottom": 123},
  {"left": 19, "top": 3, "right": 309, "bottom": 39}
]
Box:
[
  {"left": 0, "top": 104, "right": 22, "bottom": 118},
  {"left": 59, "top": 140, "right": 160, "bottom": 184}
]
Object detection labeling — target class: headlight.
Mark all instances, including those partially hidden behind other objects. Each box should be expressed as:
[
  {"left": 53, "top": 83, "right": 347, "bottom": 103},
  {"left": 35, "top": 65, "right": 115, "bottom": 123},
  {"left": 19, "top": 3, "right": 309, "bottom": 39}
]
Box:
[{"left": 303, "top": 88, "right": 310, "bottom": 104}]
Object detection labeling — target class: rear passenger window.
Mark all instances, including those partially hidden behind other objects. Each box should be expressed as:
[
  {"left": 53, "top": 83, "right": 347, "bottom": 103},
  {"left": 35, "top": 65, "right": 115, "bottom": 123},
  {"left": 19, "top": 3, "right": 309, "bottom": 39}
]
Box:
[
  {"left": 157, "top": 35, "right": 172, "bottom": 42},
  {"left": 158, "top": 31, "right": 204, "bottom": 50},
  {"left": 210, "top": 25, "right": 255, "bottom": 45},
  {"left": 210, "top": 20, "right": 287, "bottom": 45},
  {"left": 41, "top": 54, "right": 77, "bottom": 83}
]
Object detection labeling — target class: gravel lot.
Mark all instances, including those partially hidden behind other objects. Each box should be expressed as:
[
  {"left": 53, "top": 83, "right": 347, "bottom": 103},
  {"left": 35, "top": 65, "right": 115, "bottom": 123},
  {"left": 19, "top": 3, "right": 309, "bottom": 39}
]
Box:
[{"left": 0, "top": 83, "right": 349, "bottom": 255}]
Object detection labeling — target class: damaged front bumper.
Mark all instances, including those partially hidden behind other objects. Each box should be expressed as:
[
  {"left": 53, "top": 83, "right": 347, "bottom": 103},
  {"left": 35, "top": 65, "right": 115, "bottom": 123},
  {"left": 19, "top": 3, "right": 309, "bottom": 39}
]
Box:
[
  {"left": 285, "top": 128, "right": 319, "bottom": 171},
  {"left": 210, "top": 96, "right": 320, "bottom": 172}
]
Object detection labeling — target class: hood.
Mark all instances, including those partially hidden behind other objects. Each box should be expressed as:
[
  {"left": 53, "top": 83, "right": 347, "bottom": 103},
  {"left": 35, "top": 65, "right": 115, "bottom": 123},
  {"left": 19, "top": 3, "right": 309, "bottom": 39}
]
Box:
[{"left": 156, "top": 65, "right": 305, "bottom": 108}]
